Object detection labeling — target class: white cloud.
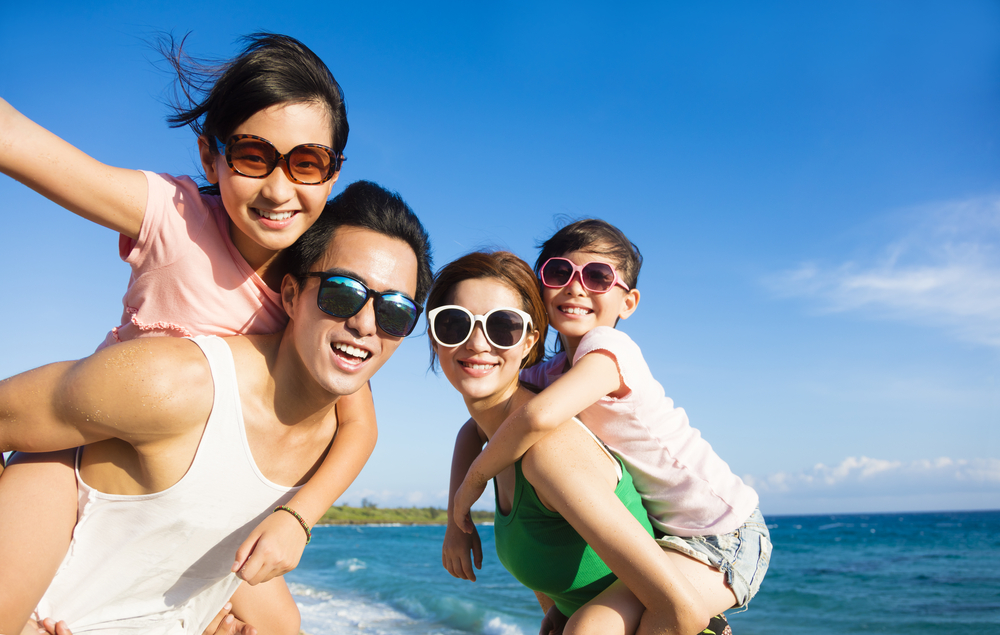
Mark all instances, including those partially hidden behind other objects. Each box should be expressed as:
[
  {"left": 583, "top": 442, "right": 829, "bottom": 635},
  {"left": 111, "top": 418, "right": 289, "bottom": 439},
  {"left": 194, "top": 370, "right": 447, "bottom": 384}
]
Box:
[
  {"left": 746, "top": 455, "right": 1000, "bottom": 514},
  {"left": 768, "top": 197, "right": 1000, "bottom": 347}
]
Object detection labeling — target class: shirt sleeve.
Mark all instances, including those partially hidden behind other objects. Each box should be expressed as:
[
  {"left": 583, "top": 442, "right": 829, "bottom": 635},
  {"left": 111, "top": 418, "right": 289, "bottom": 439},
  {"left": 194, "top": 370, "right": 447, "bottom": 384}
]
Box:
[
  {"left": 572, "top": 327, "right": 641, "bottom": 395},
  {"left": 120, "top": 171, "right": 209, "bottom": 273}
]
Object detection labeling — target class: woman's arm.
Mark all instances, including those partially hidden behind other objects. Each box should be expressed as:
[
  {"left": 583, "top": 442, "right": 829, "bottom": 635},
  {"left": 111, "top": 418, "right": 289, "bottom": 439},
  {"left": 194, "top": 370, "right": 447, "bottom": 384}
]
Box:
[
  {"left": 442, "top": 418, "right": 487, "bottom": 581},
  {"left": 232, "top": 383, "right": 378, "bottom": 584},
  {"left": 0, "top": 97, "right": 148, "bottom": 238},
  {"left": 453, "top": 351, "right": 622, "bottom": 531},
  {"left": 521, "top": 424, "right": 709, "bottom": 635}
]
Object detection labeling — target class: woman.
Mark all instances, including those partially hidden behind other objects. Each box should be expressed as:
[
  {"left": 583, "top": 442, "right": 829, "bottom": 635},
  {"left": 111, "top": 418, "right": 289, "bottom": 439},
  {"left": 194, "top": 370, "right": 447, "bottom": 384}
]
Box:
[{"left": 430, "top": 251, "right": 721, "bottom": 635}]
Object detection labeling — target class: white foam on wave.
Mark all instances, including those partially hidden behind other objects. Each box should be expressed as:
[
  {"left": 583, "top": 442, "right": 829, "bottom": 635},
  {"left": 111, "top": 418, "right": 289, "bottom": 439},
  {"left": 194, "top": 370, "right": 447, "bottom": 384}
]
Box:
[
  {"left": 335, "top": 557, "right": 367, "bottom": 572},
  {"left": 288, "top": 582, "right": 526, "bottom": 635},
  {"left": 483, "top": 616, "right": 525, "bottom": 635}
]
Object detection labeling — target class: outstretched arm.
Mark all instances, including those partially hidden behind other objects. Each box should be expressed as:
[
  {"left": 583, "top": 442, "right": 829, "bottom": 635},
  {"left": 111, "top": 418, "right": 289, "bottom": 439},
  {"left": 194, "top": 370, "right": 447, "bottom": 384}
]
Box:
[
  {"left": 0, "top": 97, "right": 147, "bottom": 238},
  {"left": 233, "top": 382, "right": 378, "bottom": 585},
  {"left": 453, "top": 351, "right": 622, "bottom": 531}
]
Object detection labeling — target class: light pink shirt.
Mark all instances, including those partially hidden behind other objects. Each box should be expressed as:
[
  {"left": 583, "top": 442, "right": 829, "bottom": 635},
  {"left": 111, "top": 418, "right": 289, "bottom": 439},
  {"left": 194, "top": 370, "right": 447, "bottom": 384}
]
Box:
[
  {"left": 521, "top": 326, "right": 758, "bottom": 537},
  {"left": 99, "top": 171, "right": 287, "bottom": 350}
]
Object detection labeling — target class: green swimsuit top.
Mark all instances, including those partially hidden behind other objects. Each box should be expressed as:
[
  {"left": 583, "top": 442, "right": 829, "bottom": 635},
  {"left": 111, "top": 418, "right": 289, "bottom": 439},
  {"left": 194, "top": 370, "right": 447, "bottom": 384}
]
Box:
[{"left": 492, "top": 422, "right": 654, "bottom": 616}]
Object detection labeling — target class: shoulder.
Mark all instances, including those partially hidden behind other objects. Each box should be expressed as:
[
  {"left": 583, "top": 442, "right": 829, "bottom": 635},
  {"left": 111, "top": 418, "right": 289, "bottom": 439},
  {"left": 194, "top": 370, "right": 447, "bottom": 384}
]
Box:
[
  {"left": 74, "top": 338, "right": 215, "bottom": 439},
  {"left": 126, "top": 172, "right": 214, "bottom": 268},
  {"left": 575, "top": 327, "right": 643, "bottom": 370},
  {"left": 520, "top": 419, "right": 617, "bottom": 493}
]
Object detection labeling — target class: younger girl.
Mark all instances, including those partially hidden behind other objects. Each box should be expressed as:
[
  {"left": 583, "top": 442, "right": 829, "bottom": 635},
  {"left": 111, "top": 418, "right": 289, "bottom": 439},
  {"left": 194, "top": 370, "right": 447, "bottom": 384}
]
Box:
[
  {"left": 448, "top": 219, "right": 772, "bottom": 629},
  {"left": 0, "top": 33, "right": 368, "bottom": 635}
]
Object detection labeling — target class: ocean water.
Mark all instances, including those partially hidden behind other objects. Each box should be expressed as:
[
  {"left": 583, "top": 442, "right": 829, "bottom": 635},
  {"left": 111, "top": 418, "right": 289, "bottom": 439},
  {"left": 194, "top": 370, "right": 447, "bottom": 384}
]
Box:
[{"left": 286, "top": 510, "right": 1000, "bottom": 635}]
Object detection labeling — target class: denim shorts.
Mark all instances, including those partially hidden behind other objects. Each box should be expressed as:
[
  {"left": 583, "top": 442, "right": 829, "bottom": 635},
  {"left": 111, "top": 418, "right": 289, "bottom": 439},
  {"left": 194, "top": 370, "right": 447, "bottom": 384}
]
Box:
[{"left": 655, "top": 507, "right": 771, "bottom": 609}]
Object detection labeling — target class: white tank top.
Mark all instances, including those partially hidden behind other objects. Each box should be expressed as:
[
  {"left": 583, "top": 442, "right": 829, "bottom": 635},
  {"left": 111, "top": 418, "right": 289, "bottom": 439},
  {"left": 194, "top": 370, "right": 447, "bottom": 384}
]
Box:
[{"left": 34, "top": 336, "right": 301, "bottom": 634}]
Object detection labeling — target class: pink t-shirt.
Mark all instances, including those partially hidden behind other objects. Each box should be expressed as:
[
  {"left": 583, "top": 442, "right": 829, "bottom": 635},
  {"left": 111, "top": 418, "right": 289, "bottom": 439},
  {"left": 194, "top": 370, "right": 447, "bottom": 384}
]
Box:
[
  {"left": 520, "top": 326, "right": 758, "bottom": 537},
  {"left": 98, "top": 171, "right": 288, "bottom": 350}
]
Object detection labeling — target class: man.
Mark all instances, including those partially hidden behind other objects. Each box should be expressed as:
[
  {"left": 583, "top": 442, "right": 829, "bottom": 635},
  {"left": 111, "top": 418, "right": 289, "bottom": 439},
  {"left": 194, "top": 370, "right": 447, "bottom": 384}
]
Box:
[{"left": 0, "top": 181, "right": 432, "bottom": 634}]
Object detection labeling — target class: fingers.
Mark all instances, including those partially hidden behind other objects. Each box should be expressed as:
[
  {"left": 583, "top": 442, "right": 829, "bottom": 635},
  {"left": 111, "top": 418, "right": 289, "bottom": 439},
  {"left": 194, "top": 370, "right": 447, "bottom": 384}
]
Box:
[
  {"left": 471, "top": 527, "right": 483, "bottom": 570},
  {"left": 203, "top": 602, "right": 233, "bottom": 635},
  {"left": 40, "top": 618, "right": 73, "bottom": 635},
  {"left": 232, "top": 533, "right": 258, "bottom": 573}
]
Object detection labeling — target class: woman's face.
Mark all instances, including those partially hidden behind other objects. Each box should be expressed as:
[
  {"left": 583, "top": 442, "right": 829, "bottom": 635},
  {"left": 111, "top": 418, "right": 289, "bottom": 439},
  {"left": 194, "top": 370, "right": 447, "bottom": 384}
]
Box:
[{"left": 433, "top": 278, "right": 540, "bottom": 404}]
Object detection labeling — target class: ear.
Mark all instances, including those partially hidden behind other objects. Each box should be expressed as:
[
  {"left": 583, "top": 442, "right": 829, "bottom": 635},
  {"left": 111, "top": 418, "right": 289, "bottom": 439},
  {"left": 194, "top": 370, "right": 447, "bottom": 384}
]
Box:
[
  {"left": 617, "top": 288, "right": 640, "bottom": 321},
  {"left": 197, "top": 136, "right": 221, "bottom": 185},
  {"left": 280, "top": 273, "right": 302, "bottom": 317},
  {"left": 520, "top": 328, "right": 541, "bottom": 365}
]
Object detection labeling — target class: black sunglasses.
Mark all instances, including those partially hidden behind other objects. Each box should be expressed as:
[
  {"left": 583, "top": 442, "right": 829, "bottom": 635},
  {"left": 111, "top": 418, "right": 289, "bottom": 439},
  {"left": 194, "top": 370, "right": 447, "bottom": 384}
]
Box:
[
  {"left": 217, "top": 134, "right": 345, "bottom": 185},
  {"left": 302, "top": 273, "right": 421, "bottom": 337}
]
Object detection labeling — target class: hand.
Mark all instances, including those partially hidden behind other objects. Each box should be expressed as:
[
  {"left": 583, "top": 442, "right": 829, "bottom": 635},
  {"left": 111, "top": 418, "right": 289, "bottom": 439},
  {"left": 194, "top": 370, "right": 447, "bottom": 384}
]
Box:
[
  {"left": 453, "top": 475, "right": 486, "bottom": 534},
  {"left": 441, "top": 518, "right": 482, "bottom": 581},
  {"left": 232, "top": 510, "right": 307, "bottom": 585},
  {"left": 538, "top": 605, "right": 568, "bottom": 635},
  {"left": 202, "top": 602, "right": 258, "bottom": 635},
  {"left": 36, "top": 617, "right": 72, "bottom": 635}
]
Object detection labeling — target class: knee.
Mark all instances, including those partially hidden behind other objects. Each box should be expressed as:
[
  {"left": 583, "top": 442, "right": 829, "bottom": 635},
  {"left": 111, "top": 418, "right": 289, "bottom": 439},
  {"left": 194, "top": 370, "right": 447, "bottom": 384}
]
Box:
[{"left": 565, "top": 606, "right": 626, "bottom": 635}]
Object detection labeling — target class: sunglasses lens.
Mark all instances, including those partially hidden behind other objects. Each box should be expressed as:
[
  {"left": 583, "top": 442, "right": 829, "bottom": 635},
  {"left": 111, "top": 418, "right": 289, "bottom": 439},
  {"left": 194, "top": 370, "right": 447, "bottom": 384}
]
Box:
[
  {"left": 541, "top": 259, "right": 574, "bottom": 287},
  {"left": 581, "top": 263, "right": 616, "bottom": 292},
  {"left": 432, "top": 308, "right": 473, "bottom": 346},
  {"left": 228, "top": 138, "right": 277, "bottom": 177},
  {"left": 485, "top": 311, "right": 525, "bottom": 348},
  {"left": 375, "top": 294, "right": 419, "bottom": 337},
  {"left": 317, "top": 277, "right": 367, "bottom": 317},
  {"left": 287, "top": 146, "right": 334, "bottom": 184}
]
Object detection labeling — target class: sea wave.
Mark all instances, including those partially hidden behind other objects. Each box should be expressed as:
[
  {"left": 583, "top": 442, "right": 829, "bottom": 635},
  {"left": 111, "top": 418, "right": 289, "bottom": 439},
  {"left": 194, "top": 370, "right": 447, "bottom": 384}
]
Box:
[{"left": 289, "top": 582, "right": 527, "bottom": 635}]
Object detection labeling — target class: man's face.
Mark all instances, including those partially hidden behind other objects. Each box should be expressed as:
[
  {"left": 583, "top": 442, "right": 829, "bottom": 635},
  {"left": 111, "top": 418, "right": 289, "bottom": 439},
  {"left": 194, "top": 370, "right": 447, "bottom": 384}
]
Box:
[{"left": 283, "top": 225, "right": 419, "bottom": 398}]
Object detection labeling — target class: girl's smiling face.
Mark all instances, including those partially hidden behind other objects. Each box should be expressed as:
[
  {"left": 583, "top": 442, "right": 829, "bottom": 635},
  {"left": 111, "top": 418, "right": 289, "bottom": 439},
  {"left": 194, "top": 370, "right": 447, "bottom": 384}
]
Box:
[
  {"left": 199, "top": 100, "right": 337, "bottom": 274},
  {"left": 434, "top": 278, "right": 540, "bottom": 407},
  {"left": 542, "top": 248, "right": 640, "bottom": 356}
]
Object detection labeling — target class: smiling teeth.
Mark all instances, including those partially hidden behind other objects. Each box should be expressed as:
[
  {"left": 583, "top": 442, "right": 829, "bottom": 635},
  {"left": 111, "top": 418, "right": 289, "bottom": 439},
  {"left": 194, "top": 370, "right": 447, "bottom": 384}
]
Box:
[
  {"left": 563, "top": 307, "right": 591, "bottom": 315},
  {"left": 257, "top": 209, "right": 294, "bottom": 221},
  {"left": 463, "top": 362, "right": 494, "bottom": 370},
  {"left": 334, "top": 343, "right": 370, "bottom": 360}
]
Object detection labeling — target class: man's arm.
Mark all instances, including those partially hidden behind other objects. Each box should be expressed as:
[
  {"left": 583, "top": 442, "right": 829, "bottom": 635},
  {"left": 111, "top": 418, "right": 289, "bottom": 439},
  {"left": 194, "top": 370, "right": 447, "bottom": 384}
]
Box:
[
  {"left": 231, "top": 382, "right": 378, "bottom": 584},
  {"left": 0, "top": 338, "right": 213, "bottom": 454}
]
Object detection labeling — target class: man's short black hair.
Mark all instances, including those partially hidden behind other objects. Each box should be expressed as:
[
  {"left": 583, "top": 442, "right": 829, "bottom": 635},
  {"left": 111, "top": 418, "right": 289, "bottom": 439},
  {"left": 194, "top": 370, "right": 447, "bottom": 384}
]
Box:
[{"left": 286, "top": 180, "right": 433, "bottom": 304}]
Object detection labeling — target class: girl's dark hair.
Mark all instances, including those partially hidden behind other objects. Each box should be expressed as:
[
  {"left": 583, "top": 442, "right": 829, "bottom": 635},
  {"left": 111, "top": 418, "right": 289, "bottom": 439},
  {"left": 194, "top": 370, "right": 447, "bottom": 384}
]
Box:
[
  {"left": 535, "top": 219, "right": 642, "bottom": 290},
  {"left": 162, "top": 32, "right": 348, "bottom": 194},
  {"left": 285, "top": 180, "right": 434, "bottom": 305},
  {"left": 426, "top": 251, "right": 549, "bottom": 370}
]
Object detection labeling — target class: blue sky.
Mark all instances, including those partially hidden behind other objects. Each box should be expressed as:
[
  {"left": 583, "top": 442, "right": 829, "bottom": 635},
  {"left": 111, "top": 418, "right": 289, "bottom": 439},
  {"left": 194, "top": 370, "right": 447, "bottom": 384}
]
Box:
[{"left": 1, "top": 2, "right": 998, "bottom": 515}]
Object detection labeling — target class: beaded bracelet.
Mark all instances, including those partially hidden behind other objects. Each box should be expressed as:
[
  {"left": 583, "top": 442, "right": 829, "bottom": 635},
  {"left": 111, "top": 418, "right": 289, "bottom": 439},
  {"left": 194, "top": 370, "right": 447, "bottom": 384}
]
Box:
[{"left": 274, "top": 505, "right": 312, "bottom": 545}]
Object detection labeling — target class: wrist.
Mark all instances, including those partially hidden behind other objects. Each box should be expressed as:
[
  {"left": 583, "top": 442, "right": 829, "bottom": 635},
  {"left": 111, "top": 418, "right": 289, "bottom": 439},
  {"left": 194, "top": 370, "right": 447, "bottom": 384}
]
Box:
[{"left": 274, "top": 505, "right": 312, "bottom": 545}]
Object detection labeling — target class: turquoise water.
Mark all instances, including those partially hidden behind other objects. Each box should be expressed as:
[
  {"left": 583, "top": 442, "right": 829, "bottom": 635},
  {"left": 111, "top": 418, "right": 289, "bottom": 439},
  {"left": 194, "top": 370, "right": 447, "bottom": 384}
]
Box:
[{"left": 287, "top": 510, "right": 1000, "bottom": 634}]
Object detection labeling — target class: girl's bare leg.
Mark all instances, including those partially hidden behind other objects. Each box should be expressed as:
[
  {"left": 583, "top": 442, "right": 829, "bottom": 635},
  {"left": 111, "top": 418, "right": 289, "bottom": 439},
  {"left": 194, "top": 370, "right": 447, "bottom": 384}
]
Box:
[
  {"left": 566, "top": 552, "right": 736, "bottom": 635},
  {"left": 0, "top": 451, "right": 77, "bottom": 635},
  {"left": 228, "top": 576, "right": 301, "bottom": 635}
]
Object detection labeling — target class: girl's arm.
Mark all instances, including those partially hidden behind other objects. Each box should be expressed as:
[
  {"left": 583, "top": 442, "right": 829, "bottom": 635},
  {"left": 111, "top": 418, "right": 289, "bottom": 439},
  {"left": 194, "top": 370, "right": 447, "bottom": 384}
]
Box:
[
  {"left": 453, "top": 351, "right": 622, "bottom": 531},
  {"left": 0, "top": 98, "right": 148, "bottom": 239},
  {"left": 523, "top": 426, "right": 709, "bottom": 635},
  {"left": 231, "top": 382, "right": 378, "bottom": 585},
  {"left": 442, "top": 418, "right": 487, "bottom": 581}
]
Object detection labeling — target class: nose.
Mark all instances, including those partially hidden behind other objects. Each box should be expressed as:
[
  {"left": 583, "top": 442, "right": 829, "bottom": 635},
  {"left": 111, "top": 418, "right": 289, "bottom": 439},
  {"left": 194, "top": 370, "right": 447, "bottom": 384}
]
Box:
[
  {"left": 345, "top": 298, "right": 378, "bottom": 338},
  {"left": 260, "top": 160, "right": 296, "bottom": 205},
  {"left": 465, "top": 322, "right": 491, "bottom": 352},
  {"left": 564, "top": 271, "right": 587, "bottom": 295}
]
